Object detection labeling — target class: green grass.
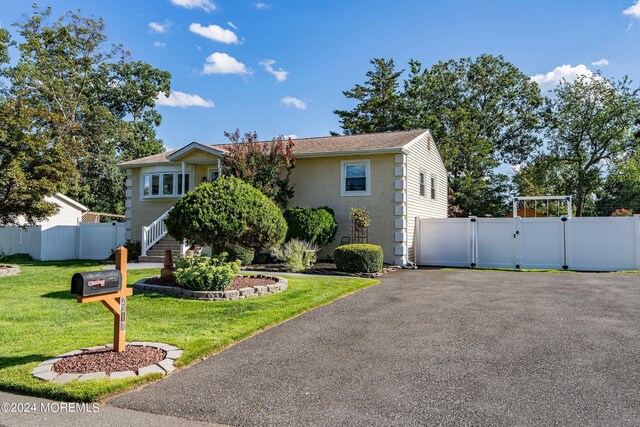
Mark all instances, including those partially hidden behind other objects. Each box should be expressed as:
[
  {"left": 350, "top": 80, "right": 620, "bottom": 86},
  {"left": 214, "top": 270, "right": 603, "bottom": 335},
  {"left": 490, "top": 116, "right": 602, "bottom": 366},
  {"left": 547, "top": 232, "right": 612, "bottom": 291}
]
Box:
[{"left": 0, "top": 261, "right": 377, "bottom": 402}]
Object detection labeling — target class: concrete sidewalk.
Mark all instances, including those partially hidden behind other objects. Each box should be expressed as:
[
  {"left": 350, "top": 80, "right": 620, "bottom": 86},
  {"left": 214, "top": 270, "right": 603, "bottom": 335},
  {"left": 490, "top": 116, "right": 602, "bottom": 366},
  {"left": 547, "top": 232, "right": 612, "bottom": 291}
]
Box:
[{"left": 0, "top": 390, "right": 225, "bottom": 427}]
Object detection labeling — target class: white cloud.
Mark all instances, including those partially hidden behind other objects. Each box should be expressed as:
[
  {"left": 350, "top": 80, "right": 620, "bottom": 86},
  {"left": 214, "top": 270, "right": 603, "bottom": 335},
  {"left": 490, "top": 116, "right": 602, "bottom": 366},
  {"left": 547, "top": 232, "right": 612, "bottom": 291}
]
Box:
[
  {"left": 156, "top": 91, "right": 214, "bottom": 108},
  {"left": 227, "top": 21, "right": 238, "bottom": 30},
  {"left": 203, "top": 52, "right": 249, "bottom": 75},
  {"left": 591, "top": 58, "right": 609, "bottom": 66},
  {"left": 169, "top": 0, "right": 216, "bottom": 12},
  {"left": 531, "top": 64, "right": 593, "bottom": 92},
  {"left": 623, "top": 1, "right": 640, "bottom": 19},
  {"left": 148, "top": 21, "right": 171, "bottom": 33},
  {"left": 189, "top": 23, "right": 239, "bottom": 44},
  {"left": 281, "top": 96, "right": 306, "bottom": 110},
  {"left": 259, "top": 59, "right": 288, "bottom": 82},
  {"left": 153, "top": 41, "right": 166, "bottom": 48},
  {"left": 283, "top": 134, "right": 297, "bottom": 139},
  {"left": 254, "top": 2, "right": 269, "bottom": 9}
]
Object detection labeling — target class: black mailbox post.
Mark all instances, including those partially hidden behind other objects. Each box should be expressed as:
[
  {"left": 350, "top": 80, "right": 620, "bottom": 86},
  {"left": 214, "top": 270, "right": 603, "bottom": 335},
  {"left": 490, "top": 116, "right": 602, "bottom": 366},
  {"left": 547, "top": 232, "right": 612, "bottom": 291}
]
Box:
[{"left": 71, "top": 270, "right": 122, "bottom": 297}]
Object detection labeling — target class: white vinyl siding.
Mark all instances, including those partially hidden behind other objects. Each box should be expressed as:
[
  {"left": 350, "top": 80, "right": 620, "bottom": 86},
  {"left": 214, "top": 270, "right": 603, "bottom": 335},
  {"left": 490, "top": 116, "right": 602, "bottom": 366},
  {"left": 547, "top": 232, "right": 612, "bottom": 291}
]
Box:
[{"left": 405, "top": 133, "right": 448, "bottom": 263}]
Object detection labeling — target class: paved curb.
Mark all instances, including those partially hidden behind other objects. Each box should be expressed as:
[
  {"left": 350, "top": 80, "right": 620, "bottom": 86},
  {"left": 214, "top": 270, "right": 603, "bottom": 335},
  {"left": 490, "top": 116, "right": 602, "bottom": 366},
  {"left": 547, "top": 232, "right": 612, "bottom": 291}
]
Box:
[
  {"left": 133, "top": 275, "right": 288, "bottom": 301},
  {"left": 31, "top": 343, "right": 182, "bottom": 383}
]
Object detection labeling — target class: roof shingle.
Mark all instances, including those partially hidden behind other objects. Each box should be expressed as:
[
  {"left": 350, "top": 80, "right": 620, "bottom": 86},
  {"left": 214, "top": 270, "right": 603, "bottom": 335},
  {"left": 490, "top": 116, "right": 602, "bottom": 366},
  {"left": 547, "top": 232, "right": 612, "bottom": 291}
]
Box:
[{"left": 118, "top": 129, "right": 428, "bottom": 167}]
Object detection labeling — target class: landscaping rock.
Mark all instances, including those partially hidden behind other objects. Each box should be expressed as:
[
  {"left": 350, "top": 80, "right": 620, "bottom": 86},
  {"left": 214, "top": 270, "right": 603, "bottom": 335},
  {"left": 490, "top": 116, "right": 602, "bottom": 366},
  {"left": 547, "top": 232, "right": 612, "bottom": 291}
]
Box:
[
  {"left": 52, "top": 373, "right": 80, "bottom": 384},
  {"left": 33, "top": 371, "right": 58, "bottom": 381},
  {"left": 138, "top": 364, "right": 166, "bottom": 376},
  {"left": 157, "top": 359, "right": 175, "bottom": 373},
  {"left": 110, "top": 370, "right": 136, "bottom": 379},
  {"left": 78, "top": 372, "right": 106, "bottom": 382},
  {"left": 165, "top": 350, "right": 183, "bottom": 360}
]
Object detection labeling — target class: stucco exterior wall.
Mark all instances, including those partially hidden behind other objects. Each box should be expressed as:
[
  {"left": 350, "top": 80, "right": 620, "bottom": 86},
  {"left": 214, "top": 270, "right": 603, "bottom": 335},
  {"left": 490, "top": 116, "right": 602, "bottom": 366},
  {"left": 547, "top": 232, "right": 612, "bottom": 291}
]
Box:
[
  {"left": 288, "top": 154, "right": 397, "bottom": 264},
  {"left": 405, "top": 132, "right": 448, "bottom": 263},
  {"left": 124, "top": 151, "right": 412, "bottom": 265}
]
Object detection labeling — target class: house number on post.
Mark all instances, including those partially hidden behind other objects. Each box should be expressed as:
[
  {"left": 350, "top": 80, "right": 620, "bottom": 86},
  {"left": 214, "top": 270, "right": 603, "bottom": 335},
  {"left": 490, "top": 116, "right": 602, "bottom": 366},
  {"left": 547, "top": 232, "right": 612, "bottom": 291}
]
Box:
[{"left": 70, "top": 246, "right": 132, "bottom": 352}]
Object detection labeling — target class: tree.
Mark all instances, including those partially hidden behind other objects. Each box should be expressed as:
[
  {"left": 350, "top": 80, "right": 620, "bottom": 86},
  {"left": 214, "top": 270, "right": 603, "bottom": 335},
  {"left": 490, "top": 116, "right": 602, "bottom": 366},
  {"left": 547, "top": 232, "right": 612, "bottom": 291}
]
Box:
[
  {"left": 0, "top": 6, "right": 170, "bottom": 215},
  {"left": 221, "top": 129, "right": 295, "bottom": 208},
  {"left": 596, "top": 154, "right": 640, "bottom": 216},
  {"left": 0, "top": 97, "right": 75, "bottom": 226},
  {"left": 544, "top": 73, "right": 640, "bottom": 216},
  {"left": 403, "top": 55, "right": 544, "bottom": 216},
  {"left": 334, "top": 55, "right": 544, "bottom": 216},
  {"left": 333, "top": 58, "right": 406, "bottom": 135},
  {"left": 164, "top": 176, "right": 287, "bottom": 254}
]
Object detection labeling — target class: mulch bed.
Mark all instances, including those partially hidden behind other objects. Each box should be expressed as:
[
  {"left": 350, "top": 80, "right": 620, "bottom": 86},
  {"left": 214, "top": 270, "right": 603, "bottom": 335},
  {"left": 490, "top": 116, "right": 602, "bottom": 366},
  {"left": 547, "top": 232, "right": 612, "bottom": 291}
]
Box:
[
  {"left": 145, "top": 275, "right": 277, "bottom": 291},
  {"left": 53, "top": 346, "right": 166, "bottom": 374}
]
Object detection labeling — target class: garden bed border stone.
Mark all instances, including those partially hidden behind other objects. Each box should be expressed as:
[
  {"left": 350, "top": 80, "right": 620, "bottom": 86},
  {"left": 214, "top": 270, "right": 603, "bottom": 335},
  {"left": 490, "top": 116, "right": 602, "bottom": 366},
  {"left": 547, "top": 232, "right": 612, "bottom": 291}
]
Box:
[
  {"left": 0, "top": 265, "right": 20, "bottom": 277},
  {"left": 133, "top": 275, "right": 288, "bottom": 301},
  {"left": 31, "top": 343, "right": 182, "bottom": 383}
]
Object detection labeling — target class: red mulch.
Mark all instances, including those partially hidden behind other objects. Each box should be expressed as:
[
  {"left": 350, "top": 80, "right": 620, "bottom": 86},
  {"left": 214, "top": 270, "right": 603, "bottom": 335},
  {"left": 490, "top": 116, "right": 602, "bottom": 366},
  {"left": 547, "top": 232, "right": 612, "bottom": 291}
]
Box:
[
  {"left": 146, "top": 275, "right": 277, "bottom": 291},
  {"left": 53, "top": 346, "right": 166, "bottom": 374}
]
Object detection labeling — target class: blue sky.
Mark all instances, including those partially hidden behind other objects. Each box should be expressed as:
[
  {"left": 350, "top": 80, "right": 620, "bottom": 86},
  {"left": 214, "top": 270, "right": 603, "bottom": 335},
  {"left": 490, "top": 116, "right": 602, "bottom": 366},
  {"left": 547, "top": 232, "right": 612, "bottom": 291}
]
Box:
[{"left": 1, "top": 0, "right": 639, "bottom": 150}]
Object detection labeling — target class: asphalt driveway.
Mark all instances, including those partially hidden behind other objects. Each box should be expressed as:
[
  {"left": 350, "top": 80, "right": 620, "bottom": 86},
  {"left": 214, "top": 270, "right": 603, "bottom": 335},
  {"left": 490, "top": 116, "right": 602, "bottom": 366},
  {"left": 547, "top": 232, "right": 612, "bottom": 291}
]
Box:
[{"left": 109, "top": 269, "right": 640, "bottom": 426}]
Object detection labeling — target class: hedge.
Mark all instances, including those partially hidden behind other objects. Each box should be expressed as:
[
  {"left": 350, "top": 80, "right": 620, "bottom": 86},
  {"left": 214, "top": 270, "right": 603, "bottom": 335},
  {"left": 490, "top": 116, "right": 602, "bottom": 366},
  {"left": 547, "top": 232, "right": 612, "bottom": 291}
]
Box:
[
  {"left": 283, "top": 206, "right": 337, "bottom": 248},
  {"left": 334, "top": 244, "right": 383, "bottom": 273},
  {"left": 224, "top": 243, "right": 255, "bottom": 266}
]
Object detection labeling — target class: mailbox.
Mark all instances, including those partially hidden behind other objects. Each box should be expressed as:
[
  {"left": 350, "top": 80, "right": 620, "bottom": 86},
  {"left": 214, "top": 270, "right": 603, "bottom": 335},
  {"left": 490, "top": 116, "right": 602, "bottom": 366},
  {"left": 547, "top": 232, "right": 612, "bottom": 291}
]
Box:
[{"left": 71, "top": 270, "right": 122, "bottom": 297}]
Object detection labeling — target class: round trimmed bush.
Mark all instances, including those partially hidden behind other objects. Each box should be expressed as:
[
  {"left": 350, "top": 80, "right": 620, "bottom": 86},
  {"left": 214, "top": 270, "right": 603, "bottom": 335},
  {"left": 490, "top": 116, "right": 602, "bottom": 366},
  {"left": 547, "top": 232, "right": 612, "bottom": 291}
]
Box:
[
  {"left": 334, "top": 244, "right": 383, "bottom": 273},
  {"left": 165, "top": 176, "right": 287, "bottom": 253},
  {"left": 224, "top": 243, "right": 255, "bottom": 266},
  {"left": 283, "top": 206, "right": 337, "bottom": 248}
]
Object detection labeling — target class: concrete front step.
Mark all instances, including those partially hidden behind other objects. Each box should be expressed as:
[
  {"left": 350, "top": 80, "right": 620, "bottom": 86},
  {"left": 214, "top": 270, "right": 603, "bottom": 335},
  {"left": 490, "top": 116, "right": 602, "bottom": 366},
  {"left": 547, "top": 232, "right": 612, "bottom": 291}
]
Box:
[
  {"left": 152, "top": 244, "right": 181, "bottom": 251},
  {"left": 138, "top": 256, "right": 165, "bottom": 263},
  {"left": 146, "top": 249, "right": 181, "bottom": 257}
]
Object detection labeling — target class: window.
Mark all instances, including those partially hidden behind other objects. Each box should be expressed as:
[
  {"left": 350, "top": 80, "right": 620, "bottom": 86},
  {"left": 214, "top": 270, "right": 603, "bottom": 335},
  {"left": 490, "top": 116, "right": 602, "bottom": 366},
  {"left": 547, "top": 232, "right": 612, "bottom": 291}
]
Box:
[
  {"left": 208, "top": 167, "right": 220, "bottom": 182},
  {"left": 430, "top": 175, "right": 436, "bottom": 200},
  {"left": 340, "top": 160, "right": 371, "bottom": 196},
  {"left": 419, "top": 171, "right": 426, "bottom": 197},
  {"left": 162, "top": 173, "right": 174, "bottom": 195},
  {"left": 142, "top": 172, "right": 190, "bottom": 198}
]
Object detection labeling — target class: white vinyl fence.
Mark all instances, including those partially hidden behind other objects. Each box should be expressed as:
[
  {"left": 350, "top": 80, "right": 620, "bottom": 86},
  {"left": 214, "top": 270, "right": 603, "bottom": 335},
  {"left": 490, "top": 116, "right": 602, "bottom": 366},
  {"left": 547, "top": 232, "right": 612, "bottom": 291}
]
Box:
[
  {"left": 417, "top": 216, "right": 640, "bottom": 271},
  {"left": 0, "top": 222, "right": 126, "bottom": 261}
]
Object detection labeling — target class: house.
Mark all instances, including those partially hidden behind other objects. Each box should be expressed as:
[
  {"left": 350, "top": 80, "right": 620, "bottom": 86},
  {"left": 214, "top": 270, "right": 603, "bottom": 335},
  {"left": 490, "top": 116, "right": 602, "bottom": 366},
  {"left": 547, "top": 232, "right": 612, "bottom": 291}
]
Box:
[
  {"left": 18, "top": 193, "right": 88, "bottom": 226},
  {"left": 118, "top": 129, "right": 448, "bottom": 265}
]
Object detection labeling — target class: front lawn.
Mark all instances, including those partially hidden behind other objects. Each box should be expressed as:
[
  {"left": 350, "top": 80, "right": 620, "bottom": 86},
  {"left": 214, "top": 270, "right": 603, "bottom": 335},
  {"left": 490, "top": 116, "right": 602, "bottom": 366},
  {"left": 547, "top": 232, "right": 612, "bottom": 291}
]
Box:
[{"left": 0, "top": 261, "right": 377, "bottom": 401}]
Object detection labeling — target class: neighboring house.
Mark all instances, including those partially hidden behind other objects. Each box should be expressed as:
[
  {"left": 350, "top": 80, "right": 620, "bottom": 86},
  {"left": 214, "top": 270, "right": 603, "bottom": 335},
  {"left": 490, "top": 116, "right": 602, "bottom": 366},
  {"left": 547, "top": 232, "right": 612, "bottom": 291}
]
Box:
[
  {"left": 18, "top": 193, "right": 88, "bottom": 226},
  {"left": 118, "top": 129, "right": 448, "bottom": 265}
]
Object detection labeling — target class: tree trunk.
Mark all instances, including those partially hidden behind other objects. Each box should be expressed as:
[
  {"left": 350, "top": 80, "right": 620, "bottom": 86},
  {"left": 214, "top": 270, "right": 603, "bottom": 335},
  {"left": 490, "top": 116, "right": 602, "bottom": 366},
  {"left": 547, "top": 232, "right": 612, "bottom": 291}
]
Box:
[{"left": 575, "top": 172, "right": 585, "bottom": 217}]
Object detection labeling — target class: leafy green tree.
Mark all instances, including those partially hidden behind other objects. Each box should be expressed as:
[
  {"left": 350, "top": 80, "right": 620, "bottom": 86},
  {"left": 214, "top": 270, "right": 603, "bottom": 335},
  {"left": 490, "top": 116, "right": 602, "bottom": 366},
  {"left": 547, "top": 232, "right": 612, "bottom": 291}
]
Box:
[
  {"left": 0, "top": 6, "right": 170, "bottom": 215},
  {"left": 165, "top": 176, "right": 287, "bottom": 254},
  {"left": 403, "top": 55, "right": 543, "bottom": 216},
  {"left": 221, "top": 129, "right": 296, "bottom": 208},
  {"left": 596, "top": 154, "right": 640, "bottom": 215},
  {"left": 334, "top": 55, "right": 543, "bottom": 216},
  {"left": 0, "top": 97, "right": 75, "bottom": 226},
  {"left": 334, "top": 58, "right": 406, "bottom": 135},
  {"left": 543, "top": 73, "right": 640, "bottom": 216}
]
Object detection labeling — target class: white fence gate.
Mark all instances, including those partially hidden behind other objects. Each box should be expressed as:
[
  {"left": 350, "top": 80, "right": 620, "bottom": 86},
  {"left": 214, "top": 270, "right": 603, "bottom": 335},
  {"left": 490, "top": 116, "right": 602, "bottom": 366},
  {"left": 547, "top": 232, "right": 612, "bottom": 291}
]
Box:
[
  {"left": 417, "top": 216, "right": 640, "bottom": 271},
  {"left": 0, "top": 223, "right": 126, "bottom": 261}
]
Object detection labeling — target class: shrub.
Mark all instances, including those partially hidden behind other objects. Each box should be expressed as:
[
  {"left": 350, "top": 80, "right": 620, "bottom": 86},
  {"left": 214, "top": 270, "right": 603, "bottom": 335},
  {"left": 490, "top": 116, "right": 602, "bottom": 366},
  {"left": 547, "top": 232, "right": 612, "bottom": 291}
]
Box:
[
  {"left": 283, "top": 206, "right": 337, "bottom": 248},
  {"left": 165, "top": 176, "right": 287, "bottom": 253},
  {"left": 272, "top": 239, "right": 319, "bottom": 272},
  {"left": 224, "top": 243, "right": 254, "bottom": 266},
  {"left": 174, "top": 255, "right": 241, "bottom": 291},
  {"left": 334, "top": 244, "right": 383, "bottom": 273},
  {"left": 0, "top": 253, "right": 33, "bottom": 263}
]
